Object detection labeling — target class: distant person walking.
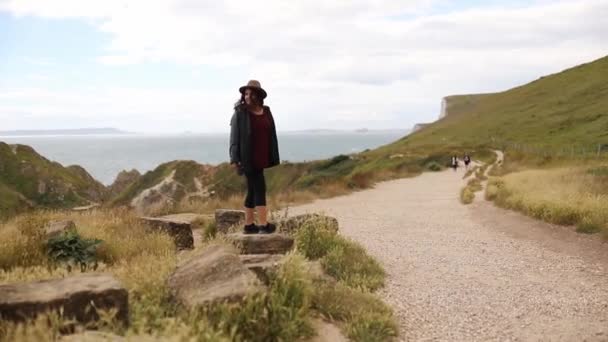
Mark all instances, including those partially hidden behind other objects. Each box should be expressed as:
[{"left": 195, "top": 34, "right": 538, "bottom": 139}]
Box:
[
  {"left": 229, "top": 80, "right": 280, "bottom": 234},
  {"left": 463, "top": 153, "right": 471, "bottom": 170},
  {"left": 451, "top": 155, "right": 459, "bottom": 171}
]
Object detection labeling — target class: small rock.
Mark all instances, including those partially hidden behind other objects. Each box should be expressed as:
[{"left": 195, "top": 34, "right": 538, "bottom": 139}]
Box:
[
  {"left": 140, "top": 216, "right": 194, "bottom": 249},
  {"left": 0, "top": 274, "right": 128, "bottom": 325},
  {"left": 240, "top": 254, "right": 285, "bottom": 284},
  {"left": 46, "top": 220, "right": 76, "bottom": 239},
  {"left": 306, "top": 318, "right": 348, "bottom": 342},
  {"left": 215, "top": 209, "right": 245, "bottom": 233},
  {"left": 227, "top": 233, "right": 294, "bottom": 254},
  {"left": 167, "top": 243, "right": 263, "bottom": 308}
]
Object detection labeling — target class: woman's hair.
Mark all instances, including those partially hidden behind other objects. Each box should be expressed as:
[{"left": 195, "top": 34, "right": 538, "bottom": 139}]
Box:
[{"left": 233, "top": 89, "right": 265, "bottom": 112}]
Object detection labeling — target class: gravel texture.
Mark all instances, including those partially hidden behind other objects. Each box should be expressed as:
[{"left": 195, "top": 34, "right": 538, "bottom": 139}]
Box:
[{"left": 287, "top": 158, "right": 608, "bottom": 341}]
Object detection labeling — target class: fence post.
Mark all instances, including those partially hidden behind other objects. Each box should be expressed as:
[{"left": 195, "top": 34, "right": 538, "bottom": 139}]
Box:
[{"left": 598, "top": 144, "right": 602, "bottom": 158}]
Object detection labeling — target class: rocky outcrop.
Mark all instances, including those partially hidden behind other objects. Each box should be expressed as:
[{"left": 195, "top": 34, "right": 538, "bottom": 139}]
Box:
[
  {"left": 139, "top": 216, "right": 194, "bottom": 249},
  {"left": 411, "top": 123, "right": 431, "bottom": 133},
  {"left": 109, "top": 160, "right": 216, "bottom": 215},
  {"left": 227, "top": 233, "right": 294, "bottom": 255},
  {"left": 279, "top": 214, "right": 339, "bottom": 235},
  {"left": 167, "top": 243, "right": 263, "bottom": 308},
  {"left": 0, "top": 274, "right": 128, "bottom": 325},
  {"left": 107, "top": 169, "right": 141, "bottom": 198},
  {"left": 215, "top": 209, "right": 245, "bottom": 233}
]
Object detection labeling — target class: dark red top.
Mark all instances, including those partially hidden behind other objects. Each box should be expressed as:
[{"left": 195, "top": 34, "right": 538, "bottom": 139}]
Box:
[{"left": 249, "top": 108, "right": 271, "bottom": 170}]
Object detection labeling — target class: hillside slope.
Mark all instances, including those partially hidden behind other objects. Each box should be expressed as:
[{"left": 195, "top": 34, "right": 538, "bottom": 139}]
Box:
[
  {"left": 0, "top": 142, "right": 107, "bottom": 220},
  {"left": 399, "top": 55, "right": 608, "bottom": 149}
]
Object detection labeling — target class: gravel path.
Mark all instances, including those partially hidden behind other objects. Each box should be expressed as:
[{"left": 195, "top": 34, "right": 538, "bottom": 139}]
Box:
[{"left": 287, "top": 157, "right": 608, "bottom": 341}]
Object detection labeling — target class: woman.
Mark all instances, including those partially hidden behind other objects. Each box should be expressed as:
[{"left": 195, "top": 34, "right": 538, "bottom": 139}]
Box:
[
  {"left": 451, "top": 155, "right": 459, "bottom": 172},
  {"left": 229, "top": 80, "right": 280, "bottom": 234}
]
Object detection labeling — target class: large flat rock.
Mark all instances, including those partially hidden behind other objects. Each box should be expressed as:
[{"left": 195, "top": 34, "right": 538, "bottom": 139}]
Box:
[
  {"left": 215, "top": 209, "right": 245, "bottom": 233},
  {"left": 140, "top": 216, "right": 194, "bottom": 249},
  {"left": 0, "top": 273, "right": 128, "bottom": 325},
  {"left": 167, "top": 243, "right": 263, "bottom": 308},
  {"left": 227, "top": 233, "right": 294, "bottom": 254},
  {"left": 158, "top": 213, "right": 209, "bottom": 227}
]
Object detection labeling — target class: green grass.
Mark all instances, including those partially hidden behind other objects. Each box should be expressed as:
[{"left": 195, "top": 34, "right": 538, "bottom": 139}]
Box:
[
  {"left": 294, "top": 215, "right": 385, "bottom": 292},
  {"left": 401, "top": 55, "right": 608, "bottom": 150}
]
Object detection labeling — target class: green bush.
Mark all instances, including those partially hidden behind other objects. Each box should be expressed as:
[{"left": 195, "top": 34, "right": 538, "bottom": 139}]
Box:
[
  {"left": 311, "top": 281, "right": 398, "bottom": 342},
  {"left": 295, "top": 218, "right": 385, "bottom": 291},
  {"left": 426, "top": 161, "right": 442, "bottom": 171},
  {"left": 47, "top": 229, "right": 103, "bottom": 271}
]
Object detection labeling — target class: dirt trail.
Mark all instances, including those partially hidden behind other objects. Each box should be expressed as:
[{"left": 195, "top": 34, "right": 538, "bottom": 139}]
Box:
[{"left": 288, "top": 153, "right": 608, "bottom": 341}]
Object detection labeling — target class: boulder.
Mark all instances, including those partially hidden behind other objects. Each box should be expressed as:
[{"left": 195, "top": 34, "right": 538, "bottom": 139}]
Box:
[
  {"left": 0, "top": 274, "right": 128, "bottom": 325},
  {"left": 280, "top": 214, "right": 339, "bottom": 235},
  {"left": 46, "top": 220, "right": 76, "bottom": 239},
  {"left": 167, "top": 243, "right": 263, "bottom": 308},
  {"left": 215, "top": 209, "right": 245, "bottom": 233},
  {"left": 240, "top": 254, "right": 285, "bottom": 284},
  {"left": 139, "top": 216, "right": 194, "bottom": 249},
  {"left": 227, "top": 233, "right": 294, "bottom": 255}
]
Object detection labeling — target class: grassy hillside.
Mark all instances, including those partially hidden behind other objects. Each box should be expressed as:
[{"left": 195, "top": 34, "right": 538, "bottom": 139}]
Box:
[
  {"left": 0, "top": 142, "right": 107, "bottom": 220},
  {"left": 397, "top": 55, "right": 608, "bottom": 150}
]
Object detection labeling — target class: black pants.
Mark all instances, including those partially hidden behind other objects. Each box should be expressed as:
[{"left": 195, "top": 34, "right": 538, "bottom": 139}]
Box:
[{"left": 244, "top": 168, "right": 266, "bottom": 208}]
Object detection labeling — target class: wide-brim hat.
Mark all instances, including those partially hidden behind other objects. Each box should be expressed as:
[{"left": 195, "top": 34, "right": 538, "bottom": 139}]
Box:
[{"left": 239, "top": 80, "right": 267, "bottom": 99}]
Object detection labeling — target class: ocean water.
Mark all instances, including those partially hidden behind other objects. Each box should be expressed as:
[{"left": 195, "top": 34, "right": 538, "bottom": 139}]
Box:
[{"left": 0, "top": 131, "right": 407, "bottom": 185}]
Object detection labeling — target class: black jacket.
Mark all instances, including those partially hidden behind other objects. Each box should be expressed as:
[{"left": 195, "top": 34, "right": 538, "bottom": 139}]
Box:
[{"left": 229, "top": 105, "right": 280, "bottom": 173}]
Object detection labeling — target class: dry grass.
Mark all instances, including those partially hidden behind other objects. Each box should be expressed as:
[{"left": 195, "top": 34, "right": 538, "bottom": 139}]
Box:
[
  {"left": 486, "top": 165, "right": 608, "bottom": 236},
  {"left": 0, "top": 207, "right": 396, "bottom": 341}
]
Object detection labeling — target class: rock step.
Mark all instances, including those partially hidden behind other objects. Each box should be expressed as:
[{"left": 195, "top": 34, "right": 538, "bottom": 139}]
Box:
[
  {"left": 167, "top": 243, "right": 264, "bottom": 308},
  {"left": 215, "top": 209, "right": 245, "bottom": 233},
  {"left": 227, "top": 233, "right": 294, "bottom": 255},
  {"left": 0, "top": 274, "right": 128, "bottom": 325},
  {"left": 140, "top": 216, "right": 194, "bottom": 249}
]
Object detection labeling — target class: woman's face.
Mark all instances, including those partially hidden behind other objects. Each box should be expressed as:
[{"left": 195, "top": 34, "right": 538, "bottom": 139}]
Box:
[{"left": 244, "top": 88, "right": 258, "bottom": 106}]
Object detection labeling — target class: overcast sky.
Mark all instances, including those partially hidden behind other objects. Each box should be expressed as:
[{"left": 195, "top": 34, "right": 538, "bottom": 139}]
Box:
[{"left": 0, "top": 0, "right": 606, "bottom": 133}]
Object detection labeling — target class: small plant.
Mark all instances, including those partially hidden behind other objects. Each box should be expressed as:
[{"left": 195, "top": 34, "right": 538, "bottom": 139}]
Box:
[
  {"left": 46, "top": 229, "right": 103, "bottom": 271},
  {"left": 426, "top": 161, "right": 442, "bottom": 171}
]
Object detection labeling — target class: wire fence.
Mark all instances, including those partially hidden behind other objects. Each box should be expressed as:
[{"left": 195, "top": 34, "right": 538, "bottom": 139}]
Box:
[{"left": 490, "top": 137, "right": 608, "bottom": 159}]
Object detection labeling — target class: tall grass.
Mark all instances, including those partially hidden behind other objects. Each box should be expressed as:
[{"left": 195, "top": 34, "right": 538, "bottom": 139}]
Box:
[
  {"left": 486, "top": 165, "right": 608, "bottom": 236},
  {"left": 0, "top": 208, "right": 398, "bottom": 341}
]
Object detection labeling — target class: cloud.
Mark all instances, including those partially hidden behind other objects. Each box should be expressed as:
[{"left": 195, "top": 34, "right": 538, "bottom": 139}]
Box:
[{"left": 0, "top": 0, "right": 607, "bottom": 132}]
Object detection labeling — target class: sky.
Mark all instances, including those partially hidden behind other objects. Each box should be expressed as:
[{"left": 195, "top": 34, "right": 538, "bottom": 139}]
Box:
[{"left": 0, "top": 0, "right": 606, "bottom": 134}]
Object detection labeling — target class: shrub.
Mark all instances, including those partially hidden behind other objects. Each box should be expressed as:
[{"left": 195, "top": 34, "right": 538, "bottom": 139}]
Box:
[
  {"left": 46, "top": 229, "right": 102, "bottom": 271},
  {"left": 426, "top": 161, "right": 442, "bottom": 171}
]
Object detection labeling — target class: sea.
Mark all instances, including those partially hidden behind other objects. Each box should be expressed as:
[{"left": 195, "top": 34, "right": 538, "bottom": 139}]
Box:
[{"left": 0, "top": 130, "right": 408, "bottom": 185}]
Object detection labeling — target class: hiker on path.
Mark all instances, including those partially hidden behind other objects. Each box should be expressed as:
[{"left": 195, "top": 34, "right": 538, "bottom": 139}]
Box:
[
  {"left": 463, "top": 153, "right": 471, "bottom": 170},
  {"left": 451, "top": 155, "right": 459, "bottom": 171},
  {"left": 229, "top": 80, "right": 281, "bottom": 234}
]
